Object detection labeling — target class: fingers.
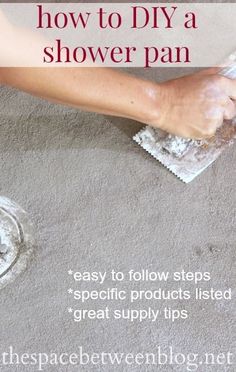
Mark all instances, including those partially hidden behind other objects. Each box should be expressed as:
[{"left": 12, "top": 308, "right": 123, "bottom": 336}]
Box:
[
  {"left": 161, "top": 69, "right": 236, "bottom": 140},
  {"left": 198, "top": 66, "right": 236, "bottom": 100},
  {"left": 200, "top": 99, "right": 235, "bottom": 139}
]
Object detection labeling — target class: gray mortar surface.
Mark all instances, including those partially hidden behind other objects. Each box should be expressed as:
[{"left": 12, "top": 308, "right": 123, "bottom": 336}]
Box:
[{"left": 0, "top": 66, "right": 235, "bottom": 372}]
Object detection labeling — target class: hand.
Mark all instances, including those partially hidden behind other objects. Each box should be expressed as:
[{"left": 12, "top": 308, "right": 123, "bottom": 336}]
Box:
[{"left": 152, "top": 68, "right": 236, "bottom": 139}]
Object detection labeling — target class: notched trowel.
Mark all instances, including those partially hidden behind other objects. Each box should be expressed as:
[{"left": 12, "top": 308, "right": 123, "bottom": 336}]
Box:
[{"left": 133, "top": 61, "right": 236, "bottom": 183}]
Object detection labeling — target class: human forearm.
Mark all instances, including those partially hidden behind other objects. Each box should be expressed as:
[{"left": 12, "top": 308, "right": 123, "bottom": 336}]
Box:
[
  {"left": 2, "top": 67, "right": 236, "bottom": 140},
  {"left": 1, "top": 67, "right": 161, "bottom": 125},
  {"left": 0, "top": 9, "right": 161, "bottom": 124}
]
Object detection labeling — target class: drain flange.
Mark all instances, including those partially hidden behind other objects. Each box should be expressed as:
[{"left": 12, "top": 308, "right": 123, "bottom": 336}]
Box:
[{"left": 0, "top": 197, "right": 34, "bottom": 290}]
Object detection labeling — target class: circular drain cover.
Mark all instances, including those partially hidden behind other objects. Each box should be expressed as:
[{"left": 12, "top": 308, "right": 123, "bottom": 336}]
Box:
[{"left": 0, "top": 197, "right": 34, "bottom": 290}]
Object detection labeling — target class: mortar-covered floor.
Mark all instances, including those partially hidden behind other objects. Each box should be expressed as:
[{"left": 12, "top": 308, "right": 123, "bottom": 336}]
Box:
[{"left": 0, "top": 67, "right": 235, "bottom": 372}]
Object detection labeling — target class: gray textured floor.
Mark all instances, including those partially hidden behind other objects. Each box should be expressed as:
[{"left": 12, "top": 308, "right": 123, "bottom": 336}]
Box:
[{"left": 0, "top": 66, "right": 235, "bottom": 372}]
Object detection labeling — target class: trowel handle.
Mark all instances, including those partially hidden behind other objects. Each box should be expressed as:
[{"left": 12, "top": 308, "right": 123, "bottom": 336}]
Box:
[{"left": 220, "top": 64, "right": 236, "bottom": 79}]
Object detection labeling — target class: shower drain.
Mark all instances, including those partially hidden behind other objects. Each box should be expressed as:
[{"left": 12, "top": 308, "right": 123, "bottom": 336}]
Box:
[{"left": 0, "top": 197, "right": 34, "bottom": 290}]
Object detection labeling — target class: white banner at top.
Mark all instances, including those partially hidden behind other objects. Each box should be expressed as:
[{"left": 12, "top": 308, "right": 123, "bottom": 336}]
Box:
[{"left": 0, "top": 3, "right": 236, "bottom": 67}]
